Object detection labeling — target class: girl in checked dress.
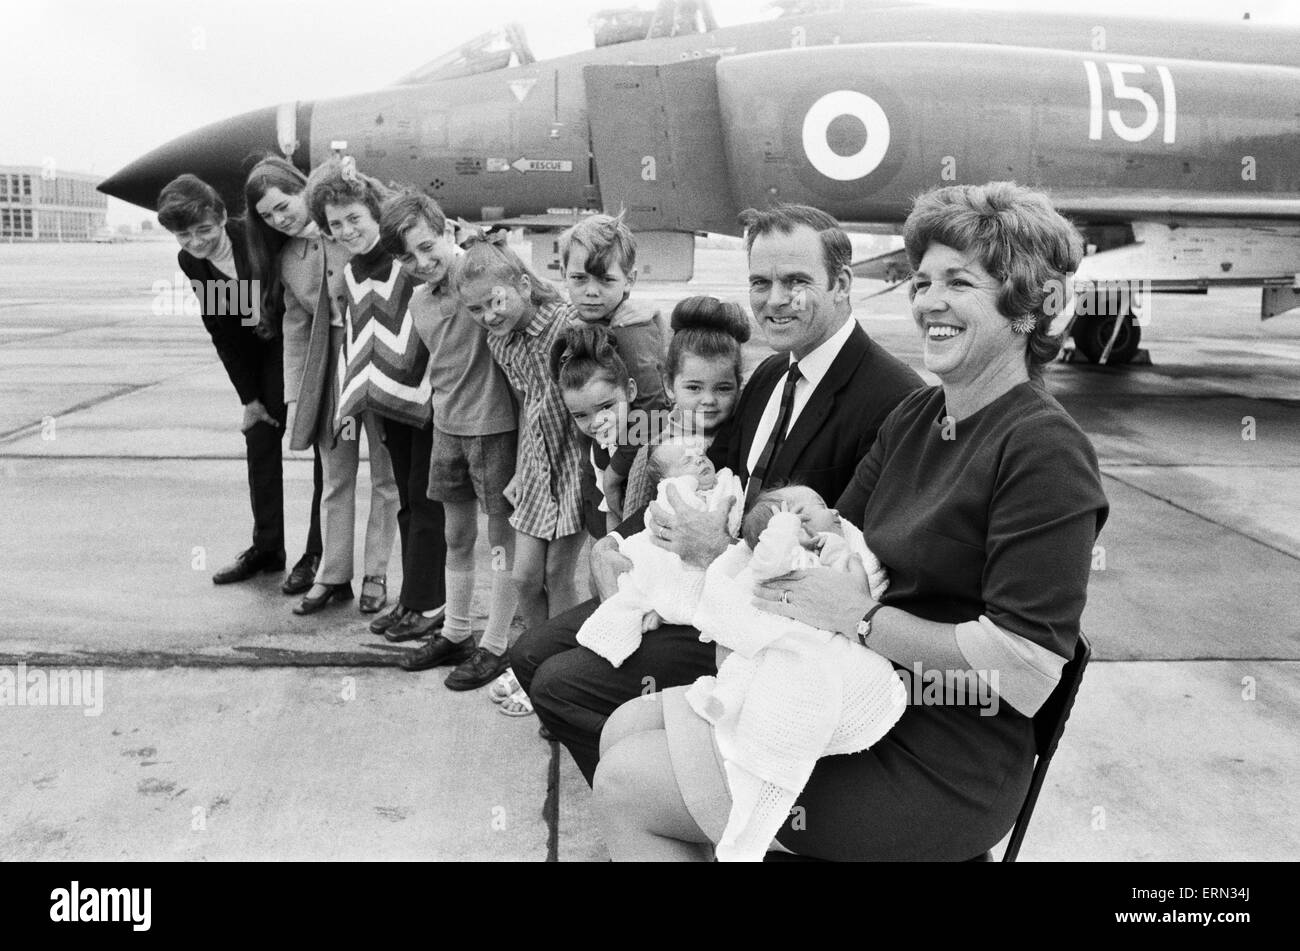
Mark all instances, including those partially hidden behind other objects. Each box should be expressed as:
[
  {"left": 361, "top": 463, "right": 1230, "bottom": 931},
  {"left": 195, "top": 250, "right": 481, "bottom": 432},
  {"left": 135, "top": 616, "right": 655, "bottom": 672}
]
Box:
[{"left": 452, "top": 232, "right": 586, "bottom": 634}]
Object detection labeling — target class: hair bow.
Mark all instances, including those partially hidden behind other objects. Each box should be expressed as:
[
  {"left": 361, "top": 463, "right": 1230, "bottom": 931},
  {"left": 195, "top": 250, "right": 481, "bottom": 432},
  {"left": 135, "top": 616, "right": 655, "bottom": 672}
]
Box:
[
  {"left": 455, "top": 218, "right": 509, "bottom": 249},
  {"left": 339, "top": 155, "right": 359, "bottom": 184}
]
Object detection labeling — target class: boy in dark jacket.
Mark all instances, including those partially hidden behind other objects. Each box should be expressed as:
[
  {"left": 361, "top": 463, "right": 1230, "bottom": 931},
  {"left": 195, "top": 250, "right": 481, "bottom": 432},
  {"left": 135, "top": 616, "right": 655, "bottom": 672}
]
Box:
[{"left": 160, "top": 174, "right": 288, "bottom": 584}]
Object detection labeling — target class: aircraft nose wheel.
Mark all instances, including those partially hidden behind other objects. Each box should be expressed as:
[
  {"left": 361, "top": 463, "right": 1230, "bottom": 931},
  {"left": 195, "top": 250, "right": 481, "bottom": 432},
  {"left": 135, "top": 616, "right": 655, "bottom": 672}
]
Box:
[{"left": 1071, "top": 313, "right": 1142, "bottom": 365}]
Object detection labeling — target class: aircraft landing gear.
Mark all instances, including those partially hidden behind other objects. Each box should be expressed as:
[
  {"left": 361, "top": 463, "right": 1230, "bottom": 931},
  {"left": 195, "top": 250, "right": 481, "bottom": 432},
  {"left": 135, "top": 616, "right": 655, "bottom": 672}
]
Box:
[{"left": 1071, "top": 313, "right": 1142, "bottom": 365}]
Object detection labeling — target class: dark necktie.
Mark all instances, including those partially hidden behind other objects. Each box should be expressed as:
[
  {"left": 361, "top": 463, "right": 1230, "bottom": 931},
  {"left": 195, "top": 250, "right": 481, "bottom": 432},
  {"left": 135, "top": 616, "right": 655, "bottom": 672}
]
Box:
[{"left": 745, "top": 362, "right": 801, "bottom": 510}]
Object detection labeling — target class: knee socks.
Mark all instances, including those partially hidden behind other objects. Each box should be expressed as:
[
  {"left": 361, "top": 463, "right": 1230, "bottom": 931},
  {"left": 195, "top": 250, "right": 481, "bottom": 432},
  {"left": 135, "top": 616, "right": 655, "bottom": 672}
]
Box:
[
  {"left": 478, "top": 563, "right": 519, "bottom": 657},
  {"left": 442, "top": 569, "right": 475, "bottom": 644}
]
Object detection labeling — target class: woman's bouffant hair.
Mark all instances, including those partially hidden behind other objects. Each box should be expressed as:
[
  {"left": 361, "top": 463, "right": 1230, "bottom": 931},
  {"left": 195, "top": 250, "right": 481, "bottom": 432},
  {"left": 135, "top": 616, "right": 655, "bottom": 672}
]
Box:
[
  {"left": 303, "top": 158, "right": 393, "bottom": 236},
  {"left": 157, "top": 174, "right": 227, "bottom": 233},
  {"left": 902, "top": 182, "right": 1084, "bottom": 376},
  {"left": 665, "top": 295, "right": 752, "bottom": 386},
  {"left": 451, "top": 231, "right": 562, "bottom": 308},
  {"left": 550, "top": 322, "right": 630, "bottom": 394}
]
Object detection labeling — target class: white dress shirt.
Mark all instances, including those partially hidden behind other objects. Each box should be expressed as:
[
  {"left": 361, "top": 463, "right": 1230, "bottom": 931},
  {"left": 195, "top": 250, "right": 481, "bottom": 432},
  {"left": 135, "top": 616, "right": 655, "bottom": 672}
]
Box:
[{"left": 746, "top": 316, "right": 857, "bottom": 477}]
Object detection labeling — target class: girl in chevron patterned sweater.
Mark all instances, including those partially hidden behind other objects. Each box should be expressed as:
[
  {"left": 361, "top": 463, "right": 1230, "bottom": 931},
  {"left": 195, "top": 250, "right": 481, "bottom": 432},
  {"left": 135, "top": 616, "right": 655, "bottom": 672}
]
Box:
[
  {"left": 453, "top": 233, "right": 587, "bottom": 636},
  {"left": 247, "top": 155, "right": 398, "bottom": 619},
  {"left": 305, "top": 158, "right": 448, "bottom": 642}
]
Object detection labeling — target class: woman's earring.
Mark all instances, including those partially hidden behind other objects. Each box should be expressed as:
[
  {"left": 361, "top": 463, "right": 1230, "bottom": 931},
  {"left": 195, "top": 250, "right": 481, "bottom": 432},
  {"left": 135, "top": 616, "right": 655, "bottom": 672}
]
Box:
[{"left": 1011, "top": 314, "right": 1037, "bottom": 335}]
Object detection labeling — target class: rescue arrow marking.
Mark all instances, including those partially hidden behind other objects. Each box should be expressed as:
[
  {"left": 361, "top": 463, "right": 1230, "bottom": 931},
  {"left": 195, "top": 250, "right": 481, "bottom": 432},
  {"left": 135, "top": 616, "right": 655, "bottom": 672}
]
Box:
[{"left": 512, "top": 158, "right": 573, "bottom": 173}]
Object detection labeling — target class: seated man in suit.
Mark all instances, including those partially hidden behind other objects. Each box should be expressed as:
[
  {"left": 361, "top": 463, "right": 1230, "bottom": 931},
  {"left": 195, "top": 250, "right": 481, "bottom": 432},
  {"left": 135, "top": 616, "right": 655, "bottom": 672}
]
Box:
[{"left": 510, "top": 203, "right": 924, "bottom": 784}]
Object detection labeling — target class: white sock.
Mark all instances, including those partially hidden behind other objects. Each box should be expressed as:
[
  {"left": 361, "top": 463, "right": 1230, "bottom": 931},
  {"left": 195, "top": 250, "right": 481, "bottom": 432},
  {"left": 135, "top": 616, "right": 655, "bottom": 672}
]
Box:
[
  {"left": 442, "top": 570, "right": 475, "bottom": 644},
  {"left": 478, "top": 563, "right": 518, "bottom": 656}
]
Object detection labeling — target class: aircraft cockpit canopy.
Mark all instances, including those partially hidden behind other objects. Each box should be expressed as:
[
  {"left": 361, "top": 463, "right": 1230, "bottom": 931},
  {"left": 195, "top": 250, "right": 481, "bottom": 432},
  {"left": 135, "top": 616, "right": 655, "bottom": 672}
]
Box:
[
  {"left": 768, "top": 0, "right": 850, "bottom": 16},
  {"left": 392, "top": 23, "right": 535, "bottom": 85},
  {"left": 591, "top": 1, "right": 719, "bottom": 47},
  {"left": 391, "top": 0, "right": 866, "bottom": 85}
]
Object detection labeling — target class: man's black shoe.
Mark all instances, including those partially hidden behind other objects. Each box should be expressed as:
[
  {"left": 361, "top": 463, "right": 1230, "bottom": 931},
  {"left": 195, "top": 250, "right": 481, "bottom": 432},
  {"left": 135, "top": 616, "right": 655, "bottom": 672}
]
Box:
[
  {"left": 212, "top": 547, "right": 285, "bottom": 585},
  {"left": 399, "top": 634, "right": 475, "bottom": 672},
  {"left": 384, "top": 605, "right": 446, "bottom": 643},
  {"left": 444, "top": 646, "right": 510, "bottom": 691},
  {"left": 281, "top": 553, "right": 320, "bottom": 595},
  {"left": 369, "top": 603, "right": 407, "bottom": 636}
]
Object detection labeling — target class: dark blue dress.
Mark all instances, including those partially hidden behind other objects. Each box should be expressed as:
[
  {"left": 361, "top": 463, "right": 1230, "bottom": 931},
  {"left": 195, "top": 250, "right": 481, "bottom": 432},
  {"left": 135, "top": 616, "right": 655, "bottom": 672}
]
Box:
[{"left": 776, "top": 381, "right": 1108, "bottom": 860}]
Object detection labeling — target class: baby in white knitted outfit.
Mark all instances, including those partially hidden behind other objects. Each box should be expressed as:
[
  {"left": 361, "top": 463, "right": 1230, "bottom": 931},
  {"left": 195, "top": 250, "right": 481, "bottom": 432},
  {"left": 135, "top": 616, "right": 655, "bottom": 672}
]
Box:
[
  {"left": 738, "top": 485, "right": 884, "bottom": 585},
  {"left": 683, "top": 485, "right": 907, "bottom": 861},
  {"left": 576, "top": 438, "right": 743, "bottom": 667}
]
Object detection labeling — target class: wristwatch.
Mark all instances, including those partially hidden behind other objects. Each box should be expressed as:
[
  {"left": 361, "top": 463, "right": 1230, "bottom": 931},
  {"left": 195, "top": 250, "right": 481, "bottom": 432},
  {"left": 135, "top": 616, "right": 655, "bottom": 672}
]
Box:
[{"left": 856, "top": 603, "right": 885, "bottom": 647}]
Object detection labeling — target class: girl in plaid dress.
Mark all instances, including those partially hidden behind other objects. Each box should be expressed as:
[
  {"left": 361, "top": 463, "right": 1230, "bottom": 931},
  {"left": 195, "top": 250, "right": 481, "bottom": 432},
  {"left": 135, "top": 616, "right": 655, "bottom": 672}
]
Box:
[{"left": 453, "top": 234, "right": 586, "bottom": 633}]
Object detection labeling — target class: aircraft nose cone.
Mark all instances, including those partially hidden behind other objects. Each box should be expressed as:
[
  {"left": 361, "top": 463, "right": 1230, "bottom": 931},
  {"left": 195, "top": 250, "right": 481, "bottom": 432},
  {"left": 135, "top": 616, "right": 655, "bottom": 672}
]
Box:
[{"left": 98, "top": 104, "right": 282, "bottom": 212}]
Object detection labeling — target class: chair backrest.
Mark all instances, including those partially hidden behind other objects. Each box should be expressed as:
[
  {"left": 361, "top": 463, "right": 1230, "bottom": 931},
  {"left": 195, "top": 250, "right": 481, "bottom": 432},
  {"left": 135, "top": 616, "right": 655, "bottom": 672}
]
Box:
[{"left": 1000, "top": 630, "right": 1092, "bottom": 862}]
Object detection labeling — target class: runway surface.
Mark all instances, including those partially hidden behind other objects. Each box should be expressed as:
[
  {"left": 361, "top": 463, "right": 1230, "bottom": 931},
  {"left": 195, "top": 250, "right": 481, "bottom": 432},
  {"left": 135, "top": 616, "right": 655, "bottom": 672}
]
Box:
[{"left": 1, "top": 239, "right": 1296, "bottom": 860}]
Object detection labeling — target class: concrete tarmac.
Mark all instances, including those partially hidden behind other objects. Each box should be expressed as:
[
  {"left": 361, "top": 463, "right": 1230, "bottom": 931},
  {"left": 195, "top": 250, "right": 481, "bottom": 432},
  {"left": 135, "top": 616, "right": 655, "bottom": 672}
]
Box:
[{"left": 1, "top": 240, "right": 1296, "bottom": 861}]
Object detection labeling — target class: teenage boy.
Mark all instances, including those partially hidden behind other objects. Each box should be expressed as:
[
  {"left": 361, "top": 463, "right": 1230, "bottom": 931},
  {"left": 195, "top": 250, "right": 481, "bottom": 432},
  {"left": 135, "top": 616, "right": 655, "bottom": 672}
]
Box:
[{"left": 159, "top": 174, "right": 295, "bottom": 585}]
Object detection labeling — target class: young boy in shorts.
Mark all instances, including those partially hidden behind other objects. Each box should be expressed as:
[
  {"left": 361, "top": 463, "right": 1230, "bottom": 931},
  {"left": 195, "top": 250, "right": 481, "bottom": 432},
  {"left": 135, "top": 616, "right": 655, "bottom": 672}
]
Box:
[
  {"left": 559, "top": 212, "right": 669, "bottom": 520},
  {"left": 380, "top": 190, "right": 520, "bottom": 689}
]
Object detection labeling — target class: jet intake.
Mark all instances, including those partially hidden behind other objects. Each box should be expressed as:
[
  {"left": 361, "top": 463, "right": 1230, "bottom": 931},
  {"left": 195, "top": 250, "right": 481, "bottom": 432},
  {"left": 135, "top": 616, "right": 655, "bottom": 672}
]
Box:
[{"left": 584, "top": 57, "right": 741, "bottom": 237}]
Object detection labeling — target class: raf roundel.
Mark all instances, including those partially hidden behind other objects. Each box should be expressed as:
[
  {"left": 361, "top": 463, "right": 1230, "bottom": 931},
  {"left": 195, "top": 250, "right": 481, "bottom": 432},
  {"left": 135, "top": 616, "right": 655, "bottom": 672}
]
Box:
[{"left": 801, "top": 90, "right": 891, "bottom": 182}]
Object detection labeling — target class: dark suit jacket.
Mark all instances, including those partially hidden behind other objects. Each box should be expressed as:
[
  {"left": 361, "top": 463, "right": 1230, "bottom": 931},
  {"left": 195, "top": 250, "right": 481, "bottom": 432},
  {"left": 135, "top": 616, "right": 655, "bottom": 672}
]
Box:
[
  {"left": 724, "top": 322, "right": 924, "bottom": 505},
  {"left": 617, "top": 321, "right": 923, "bottom": 535},
  {"left": 177, "top": 223, "right": 278, "bottom": 406}
]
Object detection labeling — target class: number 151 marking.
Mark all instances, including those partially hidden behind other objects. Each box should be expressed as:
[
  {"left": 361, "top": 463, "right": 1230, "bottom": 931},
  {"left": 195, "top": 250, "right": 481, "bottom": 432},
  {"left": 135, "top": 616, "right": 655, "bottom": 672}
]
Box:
[{"left": 1084, "top": 60, "right": 1176, "bottom": 144}]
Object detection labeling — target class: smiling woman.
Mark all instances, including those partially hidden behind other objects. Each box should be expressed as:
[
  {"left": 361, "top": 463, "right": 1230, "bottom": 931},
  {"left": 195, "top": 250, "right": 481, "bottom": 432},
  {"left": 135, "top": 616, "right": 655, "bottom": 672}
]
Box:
[
  {"left": 905, "top": 182, "right": 1081, "bottom": 418},
  {"left": 748, "top": 181, "right": 1108, "bottom": 860}
]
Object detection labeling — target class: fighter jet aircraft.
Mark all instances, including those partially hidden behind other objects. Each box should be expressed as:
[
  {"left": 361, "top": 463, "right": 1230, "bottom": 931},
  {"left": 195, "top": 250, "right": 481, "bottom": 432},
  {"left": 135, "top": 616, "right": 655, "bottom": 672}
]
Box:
[{"left": 100, "top": 0, "right": 1300, "bottom": 364}]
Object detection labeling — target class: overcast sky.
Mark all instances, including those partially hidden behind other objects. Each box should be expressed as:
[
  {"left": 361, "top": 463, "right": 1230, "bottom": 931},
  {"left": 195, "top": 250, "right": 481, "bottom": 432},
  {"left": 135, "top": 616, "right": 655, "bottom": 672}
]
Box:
[{"left": 3, "top": 0, "right": 1294, "bottom": 225}]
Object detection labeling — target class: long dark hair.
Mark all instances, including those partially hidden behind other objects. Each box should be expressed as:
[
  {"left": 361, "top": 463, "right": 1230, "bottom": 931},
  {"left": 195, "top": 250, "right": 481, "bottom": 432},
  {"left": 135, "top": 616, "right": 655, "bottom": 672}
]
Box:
[{"left": 243, "top": 155, "right": 307, "bottom": 324}]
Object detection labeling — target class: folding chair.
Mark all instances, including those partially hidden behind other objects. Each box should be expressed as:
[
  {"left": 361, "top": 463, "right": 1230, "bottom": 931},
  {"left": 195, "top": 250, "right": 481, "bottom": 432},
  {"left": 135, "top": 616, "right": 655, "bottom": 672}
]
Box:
[
  {"left": 995, "top": 629, "right": 1092, "bottom": 861},
  {"left": 765, "top": 631, "right": 1092, "bottom": 863}
]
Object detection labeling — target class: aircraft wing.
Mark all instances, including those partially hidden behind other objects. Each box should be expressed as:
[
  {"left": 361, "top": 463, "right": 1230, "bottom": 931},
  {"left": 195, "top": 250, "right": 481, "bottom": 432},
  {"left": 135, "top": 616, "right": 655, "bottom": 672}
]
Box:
[
  {"left": 850, "top": 247, "right": 910, "bottom": 283},
  {"left": 1045, "top": 191, "right": 1300, "bottom": 225},
  {"left": 475, "top": 213, "right": 594, "bottom": 231}
]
